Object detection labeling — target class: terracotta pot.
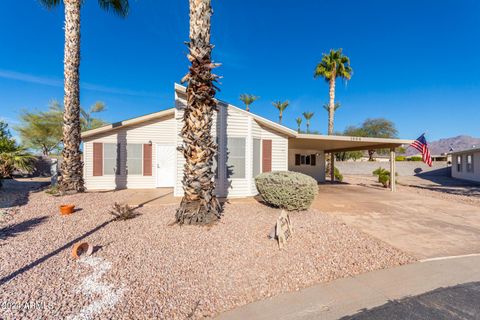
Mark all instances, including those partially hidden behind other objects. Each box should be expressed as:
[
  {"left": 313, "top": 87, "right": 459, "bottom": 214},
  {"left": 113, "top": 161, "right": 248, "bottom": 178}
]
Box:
[
  {"left": 71, "top": 242, "right": 93, "bottom": 259},
  {"left": 59, "top": 204, "right": 75, "bottom": 215}
]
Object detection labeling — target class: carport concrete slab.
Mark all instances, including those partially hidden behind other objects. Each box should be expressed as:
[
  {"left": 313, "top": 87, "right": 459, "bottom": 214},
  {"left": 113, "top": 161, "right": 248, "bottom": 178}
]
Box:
[{"left": 313, "top": 184, "right": 480, "bottom": 259}]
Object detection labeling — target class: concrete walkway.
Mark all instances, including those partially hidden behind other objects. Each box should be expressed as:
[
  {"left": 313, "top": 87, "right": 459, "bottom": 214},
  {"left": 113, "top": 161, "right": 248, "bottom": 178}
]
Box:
[
  {"left": 216, "top": 255, "right": 480, "bottom": 320},
  {"left": 312, "top": 183, "right": 480, "bottom": 259}
]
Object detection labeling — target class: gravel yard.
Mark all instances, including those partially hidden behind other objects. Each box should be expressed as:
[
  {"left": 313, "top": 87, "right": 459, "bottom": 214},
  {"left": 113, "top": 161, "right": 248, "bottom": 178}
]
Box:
[{"left": 1, "top": 182, "right": 414, "bottom": 319}]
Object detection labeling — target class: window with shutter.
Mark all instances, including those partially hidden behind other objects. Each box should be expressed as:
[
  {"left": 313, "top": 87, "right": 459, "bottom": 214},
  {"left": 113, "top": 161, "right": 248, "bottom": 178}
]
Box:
[
  {"left": 93, "top": 143, "right": 103, "bottom": 176},
  {"left": 262, "top": 140, "right": 272, "bottom": 172},
  {"left": 311, "top": 154, "right": 316, "bottom": 166}
]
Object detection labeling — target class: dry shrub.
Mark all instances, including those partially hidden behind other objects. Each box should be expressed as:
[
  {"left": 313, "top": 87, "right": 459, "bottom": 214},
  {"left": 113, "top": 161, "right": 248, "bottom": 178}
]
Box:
[{"left": 255, "top": 171, "right": 317, "bottom": 211}]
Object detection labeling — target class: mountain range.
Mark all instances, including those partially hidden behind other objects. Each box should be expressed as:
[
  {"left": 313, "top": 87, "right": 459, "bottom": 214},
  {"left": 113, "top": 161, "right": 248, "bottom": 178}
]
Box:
[{"left": 406, "top": 135, "right": 480, "bottom": 155}]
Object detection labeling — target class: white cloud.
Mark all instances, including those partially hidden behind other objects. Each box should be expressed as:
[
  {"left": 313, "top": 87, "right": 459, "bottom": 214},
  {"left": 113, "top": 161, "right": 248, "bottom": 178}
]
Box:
[{"left": 0, "top": 69, "right": 162, "bottom": 98}]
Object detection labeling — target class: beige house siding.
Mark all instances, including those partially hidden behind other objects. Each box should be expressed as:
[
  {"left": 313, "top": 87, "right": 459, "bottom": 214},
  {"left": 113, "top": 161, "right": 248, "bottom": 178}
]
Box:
[
  {"left": 451, "top": 150, "right": 480, "bottom": 183},
  {"left": 288, "top": 149, "right": 326, "bottom": 182},
  {"left": 83, "top": 115, "right": 176, "bottom": 190},
  {"left": 174, "top": 91, "right": 289, "bottom": 198}
]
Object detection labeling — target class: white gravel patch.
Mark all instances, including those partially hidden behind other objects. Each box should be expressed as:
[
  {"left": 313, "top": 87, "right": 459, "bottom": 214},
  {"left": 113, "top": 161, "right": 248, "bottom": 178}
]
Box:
[
  {"left": 68, "top": 256, "right": 126, "bottom": 320},
  {"left": 0, "top": 184, "right": 415, "bottom": 319}
]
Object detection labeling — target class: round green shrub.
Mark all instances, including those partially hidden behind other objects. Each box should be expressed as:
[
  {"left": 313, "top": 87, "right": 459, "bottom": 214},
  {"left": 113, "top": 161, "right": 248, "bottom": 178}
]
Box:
[{"left": 255, "top": 171, "right": 317, "bottom": 211}]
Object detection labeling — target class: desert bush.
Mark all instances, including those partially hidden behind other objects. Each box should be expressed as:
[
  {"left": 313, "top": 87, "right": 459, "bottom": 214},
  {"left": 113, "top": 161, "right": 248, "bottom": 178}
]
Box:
[
  {"left": 408, "top": 156, "right": 423, "bottom": 161},
  {"left": 372, "top": 167, "right": 397, "bottom": 188},
  {"left": 45, "top": 185, "right": 60, "bottom": 196},
  {"left": 334, "top": 167, "right": 343, "bottom": 182},
  {"left": 109, "top": 202, "right": 138, "bottom": 221},
  {"left": 255, "top": 171, "right": 317, "bottom": 211}
]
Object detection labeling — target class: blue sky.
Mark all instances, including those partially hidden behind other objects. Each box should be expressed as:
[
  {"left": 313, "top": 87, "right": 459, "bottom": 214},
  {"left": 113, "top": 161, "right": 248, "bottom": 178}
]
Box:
[{"left": 1, "top": 0, "right": 479, "bottom": 141}]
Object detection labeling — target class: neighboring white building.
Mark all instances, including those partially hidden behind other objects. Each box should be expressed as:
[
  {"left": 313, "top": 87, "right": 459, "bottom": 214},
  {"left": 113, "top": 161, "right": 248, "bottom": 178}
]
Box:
[
  {"left": 82, "top": 84, "right": 411, "bottom": 197},
  {"left": 451, "top": 147, "right": 480, "bottom": 183}
]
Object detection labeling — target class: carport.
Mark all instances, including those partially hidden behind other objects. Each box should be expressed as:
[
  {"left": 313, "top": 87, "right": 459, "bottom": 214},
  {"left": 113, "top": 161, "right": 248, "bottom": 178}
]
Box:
[{"left": 289, "top": 134, "right": 414, "bottom": 191}]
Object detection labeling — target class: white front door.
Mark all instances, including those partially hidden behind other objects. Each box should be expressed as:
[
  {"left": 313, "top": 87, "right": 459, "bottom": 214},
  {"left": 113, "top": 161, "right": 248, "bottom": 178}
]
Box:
[{"left": 156, "top": 145, "right": 176, "bottom": 187}]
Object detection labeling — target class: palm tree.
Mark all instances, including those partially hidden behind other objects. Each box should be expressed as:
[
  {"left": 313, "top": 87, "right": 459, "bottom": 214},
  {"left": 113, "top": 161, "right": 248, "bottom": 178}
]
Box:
[
  {"left": 176, "top": 0, "right": 222, "bottom": 225},
  {"left": 39, "top": 0, "right": 129, "bottom": 193},
  {"left": 239, "top": 94, "right": 259, "bottom": 112},
  {"left": 314, "top": 49, "right": 352, "bottom": 135},
  {"left": 302, "top": 112, "right": 314, "bottom": 134},
  {"left": 272, "top": 101, "right": 289, "bottom": 125},
  {"left": 323, "top": 102, "right": 341, "bottom": 113},
  {"left": 295, "top": 117, "right": 302, "bottom": 133}
]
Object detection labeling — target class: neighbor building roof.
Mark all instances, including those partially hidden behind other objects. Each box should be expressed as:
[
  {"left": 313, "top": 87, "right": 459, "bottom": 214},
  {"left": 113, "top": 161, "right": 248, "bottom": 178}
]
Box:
[{"left": 449, "top": 147, "right": 480, "bottom": 155}]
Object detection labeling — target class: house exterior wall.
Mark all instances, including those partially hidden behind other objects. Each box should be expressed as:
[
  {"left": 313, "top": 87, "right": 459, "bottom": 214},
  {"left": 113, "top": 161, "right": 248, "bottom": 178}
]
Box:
[
  {"left": 451, "top": 150, "right": 480, "bottom": 183},
  {"left": 174, "top": 92, "right": 289, "bottom": 197},
  {"left": 288, "top": 149, "right": 326, "bottom": 182},
  {"left": 83, "top": 115, "right": 176, "bottom": 190}
]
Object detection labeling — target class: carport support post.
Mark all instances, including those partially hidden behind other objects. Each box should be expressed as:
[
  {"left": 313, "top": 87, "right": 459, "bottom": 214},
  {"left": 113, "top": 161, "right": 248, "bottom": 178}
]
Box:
[
  {"left": 330, "top": 153, "right": 335, "bottom": 183},
  {"left": 390, "top": 148, "right": 396, "bottom": 192}
]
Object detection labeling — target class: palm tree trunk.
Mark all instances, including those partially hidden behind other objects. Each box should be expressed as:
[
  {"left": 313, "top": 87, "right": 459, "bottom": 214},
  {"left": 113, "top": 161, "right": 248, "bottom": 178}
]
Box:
[
  {"left": 279, "top": 113, "right": 282, "bottom": 124},
  {"left": 246, "top": 105, "right": 250, "bottom": 112},
  {"left": 58, "top": 0, "right": 84, "bottom": 193},
  {"left": 328, "top": 76, "right": 336, "bottom": 135},
  {"left": 176, "top": 0, "right": 221, "bottom": 225}
]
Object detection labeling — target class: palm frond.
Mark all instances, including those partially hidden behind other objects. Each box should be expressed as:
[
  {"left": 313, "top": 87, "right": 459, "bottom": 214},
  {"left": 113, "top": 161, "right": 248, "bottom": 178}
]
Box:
[
  {"left": 97, "top": 0, "right": 129, "bottom": 17},
  {"left": 295, "top": 117, "right": 302, "bottom": 125},
  {"left": 90, "top": 101, "right": 106, "bottom": 113},
  {"left": 314, "top": 48, "right": 353, "bottom": 82},
  {"left": 38, "top": 0, "right": 62, "bottom": 9},
  {"left": 302, "top": 111, "right": 314, "bottom": 120}
]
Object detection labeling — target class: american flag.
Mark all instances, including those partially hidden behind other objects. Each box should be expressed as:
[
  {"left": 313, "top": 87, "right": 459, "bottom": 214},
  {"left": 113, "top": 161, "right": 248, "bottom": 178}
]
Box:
[{"left": 411, "top": 134, "right": 432, "bottom": 167}]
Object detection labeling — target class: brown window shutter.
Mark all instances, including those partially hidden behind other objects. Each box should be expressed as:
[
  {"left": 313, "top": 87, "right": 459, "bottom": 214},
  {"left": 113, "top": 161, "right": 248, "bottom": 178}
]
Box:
[
  {"left": 311, "top": 154, "right": 316, "bottom": 166},
  {"left": 295, "top": 154, "right": 301, "bottom": 166},
  {"left": 143, "top": 144, "right": 152, "bottom": 176},
  {"left": 262, "top": 139, "right": 272, "bottom": 172},
  {"left": 93, "top": 143, "right": 103, "bottom": 176}
]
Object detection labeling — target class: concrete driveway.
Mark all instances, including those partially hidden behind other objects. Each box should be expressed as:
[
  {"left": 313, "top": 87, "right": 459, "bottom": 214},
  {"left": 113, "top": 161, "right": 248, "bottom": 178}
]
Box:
[{"left": 313, "top": 183, "right": 480, "bottom": 259}]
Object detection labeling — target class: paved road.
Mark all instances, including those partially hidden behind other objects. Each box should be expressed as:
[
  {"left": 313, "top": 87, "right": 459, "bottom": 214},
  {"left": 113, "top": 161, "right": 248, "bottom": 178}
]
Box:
[
  {"left": 216, "top": 255, "right": 480, "bottom": 320},
  {"left": 340, "top": 281, "right": 480, "bottom": 320}
]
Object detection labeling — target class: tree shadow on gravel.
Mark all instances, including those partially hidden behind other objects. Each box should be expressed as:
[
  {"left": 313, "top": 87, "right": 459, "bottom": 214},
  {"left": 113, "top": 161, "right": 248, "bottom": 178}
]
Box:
[
  {"left": 340, "top": 281, "right": 480, "bottom": 320},
  {"left": 0, "top": 179, "right": 50, "bottom": 209},
  {"left": 0, "top": 217, "right": 117, "bottom": 287},
  {"left": 0, "top": 216, "right": 48, "bottom": 241}
]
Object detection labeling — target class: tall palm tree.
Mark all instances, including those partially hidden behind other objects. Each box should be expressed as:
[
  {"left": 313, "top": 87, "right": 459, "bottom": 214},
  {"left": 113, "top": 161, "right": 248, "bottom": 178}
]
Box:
[
  {"left": 302, "top": 112, "right": 314, "bottom": 134},
  {"left": 39, "top": 0, "right": 129, "bottom": 193},
  {"left": 272, "top": 101, "right": 289, "bottom": 125},
  {"left": 295, "top": 117, "right": 302, "bottom": 133},
  {"left": 176, "top": 0, "right": 221, "bottom": 225},
  {"left": 314, "top": 49, "right": 352, "bottom": 135},
  {"left": 239, "top": 94, "right": 259, "bottom": 112}
]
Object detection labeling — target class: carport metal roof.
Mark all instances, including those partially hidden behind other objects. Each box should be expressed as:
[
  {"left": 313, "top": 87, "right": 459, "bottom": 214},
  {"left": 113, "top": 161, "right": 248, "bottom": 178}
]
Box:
[{"left": 290, "top": 134, "right": 413, "bottom": 152}]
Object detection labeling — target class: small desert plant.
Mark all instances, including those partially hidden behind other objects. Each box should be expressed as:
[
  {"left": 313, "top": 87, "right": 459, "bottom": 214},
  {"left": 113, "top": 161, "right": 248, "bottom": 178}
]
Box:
[
  {"left": 45, "top": 185, "right": 60, "bottom": 196},
  {"left": 372, "top": 167, "right": 397, "bottom": 188},
  {"left": 109, "top": 202, "right": 138, "bottom": 221},
  {"left": 408, "top": 156, "right": 423, "bottom": 161},
  {"left": 334, "top": 167, "right": 343, "bottom": 182},
  {"left": 255, "top": 171, "right": 317, "bottom": 211}
]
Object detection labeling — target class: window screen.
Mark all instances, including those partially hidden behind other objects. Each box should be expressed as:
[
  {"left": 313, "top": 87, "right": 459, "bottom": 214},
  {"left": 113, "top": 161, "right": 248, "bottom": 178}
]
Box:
[
  {"left": 127, "top": 144, "right": 143, "bottom": 175},
  {"left": 253, "top": 138, "right": 261, "bottom": 178},
  {"left": 457, "top": 155, "right": 462, "bottom": 172},
  {"left": 467, "top": 154, "right": 474, "bottom": 172},
  {"left": 227, "top": 137, "right": 246, "bottom": 179},
  {"left": 104, "top": 143, "right": 118, "bottom": 175}
]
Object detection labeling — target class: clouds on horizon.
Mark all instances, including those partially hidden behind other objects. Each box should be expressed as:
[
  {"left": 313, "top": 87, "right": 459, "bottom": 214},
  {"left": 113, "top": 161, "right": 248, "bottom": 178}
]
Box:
[{"left": 0, "top": 69, "right": 163, "bottom": 98}]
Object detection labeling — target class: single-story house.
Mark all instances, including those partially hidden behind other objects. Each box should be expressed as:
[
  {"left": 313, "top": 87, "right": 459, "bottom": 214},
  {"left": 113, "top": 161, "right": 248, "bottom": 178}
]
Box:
[
  {"left": 81, "top": 84, "right": 412, "bottom": 197},
  {"left": 451, "top": 147, "right": 480, "bottom": 183}
]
